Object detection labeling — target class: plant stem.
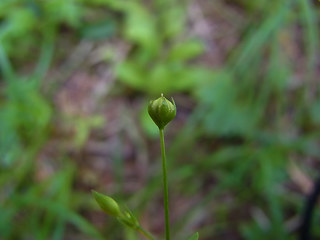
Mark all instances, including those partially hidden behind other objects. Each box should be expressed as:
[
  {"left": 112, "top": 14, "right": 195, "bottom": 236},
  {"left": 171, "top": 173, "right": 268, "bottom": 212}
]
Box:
[
  {"left": 159, "top": 128, "right": 170, "bottom": 240},
  {"left": 137, "top": 226, "right": 156, "bottom": 240}
]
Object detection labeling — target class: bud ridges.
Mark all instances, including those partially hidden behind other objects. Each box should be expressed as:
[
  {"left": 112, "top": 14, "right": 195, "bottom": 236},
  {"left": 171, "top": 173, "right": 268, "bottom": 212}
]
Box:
[{"left": 148, "top": 93, "right": 176, "bottom": 130}]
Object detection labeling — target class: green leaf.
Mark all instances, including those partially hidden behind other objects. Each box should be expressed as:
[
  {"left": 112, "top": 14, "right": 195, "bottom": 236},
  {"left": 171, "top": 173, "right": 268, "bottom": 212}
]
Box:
[
  {"left": 116, "top": 61, "right": 144, "bottom": 89},
  {"left": 160, "top": 6, "right": 186, "bottom": 38},
  {"left": 187, "top": 232, "right": 199, "bottom": 240},
  {"left": 123, "top": 4, "right": 159, "bottom": 52},
  {"left": 80, "top": 19, "right": 116, "bottom": 40},
  {"left": 169, "top": 40, "right": 204, "bottom": 61}
]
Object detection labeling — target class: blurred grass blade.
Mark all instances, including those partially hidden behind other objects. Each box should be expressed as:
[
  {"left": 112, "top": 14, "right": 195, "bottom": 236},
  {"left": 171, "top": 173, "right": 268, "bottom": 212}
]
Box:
[
  {"left": 33, "top": 31, "right": 55, "bottom": 83},
  {"left": 298, "top": 0, "right": 318, "bottom": 75},
  {"left": 0, "top": 43, "right": 15, "bottom": 81},
  {"left": 229, "top": 1, "right": 290, "bottom": 74}
]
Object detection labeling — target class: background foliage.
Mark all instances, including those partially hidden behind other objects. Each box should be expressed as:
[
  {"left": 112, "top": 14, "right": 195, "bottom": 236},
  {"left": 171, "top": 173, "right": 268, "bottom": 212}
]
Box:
[{"left": 0, "top": 0, "right": 320, "bottom": 239}]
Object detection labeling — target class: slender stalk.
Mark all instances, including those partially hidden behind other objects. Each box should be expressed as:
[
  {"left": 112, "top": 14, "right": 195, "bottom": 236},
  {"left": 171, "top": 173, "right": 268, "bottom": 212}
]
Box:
[
  {"left": 159, "top": 128, "right": 170, "bottom": 240},
  {"left": 300, "top": 173, "right": 320, "bottom": 240},
  {"left": 137, "top": 226, "right": 156, "bottom": 240}
]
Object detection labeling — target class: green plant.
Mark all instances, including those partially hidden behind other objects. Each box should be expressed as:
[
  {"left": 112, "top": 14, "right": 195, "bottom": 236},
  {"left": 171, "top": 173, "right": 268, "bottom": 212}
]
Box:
[
  {"left": 0, "top": 40, "right": 103, "bottom": 240},
  {"left": 98, "top": 0, "right": 211, "bottom": 95},
  {"left": 92, "top": 94, "right": 198, "bottom": 240},
  {"left": 0, "top": 0, "right": 117, "bottom": 63},
  {"left": 148, "top": 94, "right": 176, "bottom": 240}
]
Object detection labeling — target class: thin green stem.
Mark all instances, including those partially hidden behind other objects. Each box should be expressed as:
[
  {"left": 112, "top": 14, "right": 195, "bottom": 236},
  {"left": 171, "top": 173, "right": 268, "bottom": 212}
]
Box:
[
  {"left": 137, "top": 226, "right": 156, "bottom": 240},
  {"left": 159, "top": 128, "right": 170, "bottom": 240}
]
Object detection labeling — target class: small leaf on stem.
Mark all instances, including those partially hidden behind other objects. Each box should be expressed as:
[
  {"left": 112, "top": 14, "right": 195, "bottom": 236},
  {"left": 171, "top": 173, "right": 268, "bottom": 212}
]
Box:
[{"left": 187, "top": 232, "right": 199, "bottom": 240}]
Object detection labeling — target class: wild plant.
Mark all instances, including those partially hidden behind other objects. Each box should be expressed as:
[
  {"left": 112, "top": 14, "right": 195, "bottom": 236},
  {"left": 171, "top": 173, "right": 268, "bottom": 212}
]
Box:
[{"left": 92, "top": 94, "right": 198, "bottom": 240}]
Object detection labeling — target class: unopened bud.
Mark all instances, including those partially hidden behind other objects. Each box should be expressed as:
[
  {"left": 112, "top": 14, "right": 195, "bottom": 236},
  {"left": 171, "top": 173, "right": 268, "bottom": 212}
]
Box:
[
  {"left": 92, "top": 190, "right": 121, "bottom": 217},
  {"left": 148, "top": 94, "right": 176, "bottom": 130}
]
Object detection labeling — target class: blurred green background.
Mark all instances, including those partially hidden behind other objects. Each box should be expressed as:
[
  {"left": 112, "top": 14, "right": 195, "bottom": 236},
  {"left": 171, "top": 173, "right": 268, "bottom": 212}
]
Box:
[{"left": 0, "top": 0, "right": 320, "bottom": 239}]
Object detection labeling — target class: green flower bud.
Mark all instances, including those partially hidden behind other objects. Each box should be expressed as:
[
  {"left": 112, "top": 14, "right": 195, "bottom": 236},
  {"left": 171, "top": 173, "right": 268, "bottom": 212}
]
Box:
[
  {"left": 148, "top": 94, "right": 176, "bottom": 130},
  {"left": 92, "top": 190, "right": 121, "bottom": 217}
]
